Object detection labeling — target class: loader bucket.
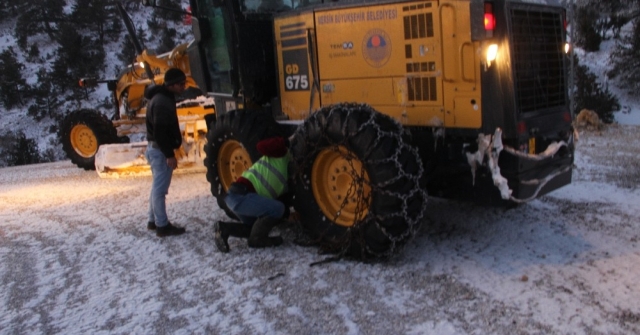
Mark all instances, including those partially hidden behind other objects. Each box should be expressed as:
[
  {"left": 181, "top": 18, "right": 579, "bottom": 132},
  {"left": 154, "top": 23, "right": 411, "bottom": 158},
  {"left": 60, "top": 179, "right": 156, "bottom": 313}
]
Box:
[
  {"left": 95, "top": 142, "right": 206, "bottom": 178},
  {"left": 95, "top": 142, "right": 151, "bottom": 178}
]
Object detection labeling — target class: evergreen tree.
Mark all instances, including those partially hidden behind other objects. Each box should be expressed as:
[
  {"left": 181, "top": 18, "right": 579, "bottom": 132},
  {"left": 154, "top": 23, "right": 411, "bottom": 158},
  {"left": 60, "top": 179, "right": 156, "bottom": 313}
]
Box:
[
  {"left": 14, "top": 0, "right": 66, "bottom": 50},
  {"left": 51, "top": 22, "right": 106, "bottom": 94},
  {"left": 28, "top": 68, "right": 64, "bottom": 121},
  {"left": 107, "top": 15, "right": 124, "bottom": 42},
  {"left": 117, "top": 36, "right": 138, "bottom": 66},
  {"left": 609, "top": 14, "right": 632, "bottom": 39},
  {"left": 572, "top": 56, "right": 619, "bottom": 123},
  {"left": 6, "top": 131, "right": 41, "bottom": 166},
  {"left": 608, "top": 18, "right": 640, "bottom": 96},
  {"left": 136, "top": 27, "right": 148, "bottom": 49},
  {"left": 121, "top": 0, "right": 142, "bottom": 11},
  {"left": 574, "top": 5, "right": 602, "bottom": 51},
  {"left": 147, "top": 15, "right": 162, "bottom": 35},
  {"left": 0, "top": 48, "right": 29, "bottom": 109},
  {"left": 117, "top": 26, "right": 148, "bottom": 67},
  {"left": 27, "top": 44, "right": 41, "bottom": 62},
  {"left": 158, "top": 28, "right": 177, "bottom": 54},
  {"left": 71, "top": 0, "right": 114, "bottom": 45},
  {"left": 155, "top": 0, "right": 185, "bottom": 22},
  {"left": 0, "top": 2, "right": 13, "bottom": 21},
  {"left": 582, "top": 0, "right": 640, "bottom": 39}
]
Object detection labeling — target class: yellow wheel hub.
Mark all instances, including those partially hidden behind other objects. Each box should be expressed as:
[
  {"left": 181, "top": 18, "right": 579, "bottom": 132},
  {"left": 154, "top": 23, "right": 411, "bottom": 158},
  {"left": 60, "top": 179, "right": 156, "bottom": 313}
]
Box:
[
  {"left": 70, "top": 124, "right": 98, "bottom": 158},
  {"left": 218, "top": 140, "right": 252, "bottom": 191},
  {"left": 312, "top": 146, "right": 371, "bottom": 227}
]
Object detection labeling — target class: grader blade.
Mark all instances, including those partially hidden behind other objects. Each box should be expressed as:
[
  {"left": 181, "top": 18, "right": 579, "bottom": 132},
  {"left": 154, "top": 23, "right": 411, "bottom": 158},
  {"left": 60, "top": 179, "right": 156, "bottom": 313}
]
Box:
[{"left": 95, "top": 142, "right": 206, "bottom": 178}]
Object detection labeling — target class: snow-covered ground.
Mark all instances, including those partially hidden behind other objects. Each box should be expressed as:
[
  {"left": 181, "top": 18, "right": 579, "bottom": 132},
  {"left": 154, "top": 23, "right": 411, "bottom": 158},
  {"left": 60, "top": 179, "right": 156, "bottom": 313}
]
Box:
[{"left": 1, "top": 118, "right": 640, "bottom": 334}]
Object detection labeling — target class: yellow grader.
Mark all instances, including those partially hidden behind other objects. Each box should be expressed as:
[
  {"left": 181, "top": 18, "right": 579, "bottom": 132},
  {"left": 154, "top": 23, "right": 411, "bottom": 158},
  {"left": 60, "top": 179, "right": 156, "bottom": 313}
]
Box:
[
  {"left": 179, "top": 0, "right": 575, "bottom": 258},
  {"left": 64, "top": 0, "right": 575, "bottom": 259},
  {"left": 59, "top": 2, "right": 214, "bottom": 177}
]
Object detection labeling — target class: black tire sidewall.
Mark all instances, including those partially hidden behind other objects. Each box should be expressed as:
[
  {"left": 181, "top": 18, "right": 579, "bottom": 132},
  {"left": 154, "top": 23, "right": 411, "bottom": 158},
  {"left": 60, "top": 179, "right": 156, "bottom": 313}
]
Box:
[{"left": 59, "top": 109, "right": 119, "bottom": 170}]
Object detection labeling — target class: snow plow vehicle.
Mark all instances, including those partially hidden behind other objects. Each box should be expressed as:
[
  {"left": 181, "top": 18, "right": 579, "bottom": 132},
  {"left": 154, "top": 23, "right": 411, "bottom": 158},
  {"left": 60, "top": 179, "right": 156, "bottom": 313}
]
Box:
[
  {"left": 60, "top": 2, "right": 214, "bottom": 177},
  {"left": 156, "top": 0, "right": 574, "bottom": 258}
]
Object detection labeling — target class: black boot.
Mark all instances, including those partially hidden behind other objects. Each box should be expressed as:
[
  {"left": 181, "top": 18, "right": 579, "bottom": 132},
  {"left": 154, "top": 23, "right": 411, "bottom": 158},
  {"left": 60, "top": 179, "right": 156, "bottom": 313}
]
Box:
[
  {"left": 156, "top": 222, "right": 185, "bottom": 237},
  {"left": 248, "top": 216, "right": 283, "bottom": 248},
  {"left": 214, "top": 221, "right": 251, "bottom": 252}
]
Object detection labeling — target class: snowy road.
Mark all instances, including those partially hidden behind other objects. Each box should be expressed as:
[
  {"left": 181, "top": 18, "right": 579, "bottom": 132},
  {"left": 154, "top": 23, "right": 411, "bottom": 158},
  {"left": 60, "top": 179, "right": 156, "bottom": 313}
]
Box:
[{"left": 1, "top": 125, "right": 639, "bottom": 335}]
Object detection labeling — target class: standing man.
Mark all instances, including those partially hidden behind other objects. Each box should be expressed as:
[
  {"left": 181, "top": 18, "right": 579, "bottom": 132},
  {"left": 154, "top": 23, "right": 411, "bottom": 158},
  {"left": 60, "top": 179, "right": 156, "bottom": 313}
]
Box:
[
  {"left": 214, "top": 136, "right": 291, "bottom": 252},
  {"left": 145, "top": 68, "right": 187, "bottom": 237}
]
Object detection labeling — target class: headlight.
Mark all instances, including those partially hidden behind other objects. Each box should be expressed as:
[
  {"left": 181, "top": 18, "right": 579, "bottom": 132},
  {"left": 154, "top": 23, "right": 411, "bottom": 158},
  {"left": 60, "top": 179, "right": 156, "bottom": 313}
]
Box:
[{"left": 486, "top": 44, "right": 498, "bottom": 66}]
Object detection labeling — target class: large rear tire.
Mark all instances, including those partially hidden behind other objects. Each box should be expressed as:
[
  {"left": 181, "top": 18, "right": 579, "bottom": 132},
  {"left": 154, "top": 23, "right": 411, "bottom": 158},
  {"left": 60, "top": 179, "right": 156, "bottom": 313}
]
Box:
[
  {"left": 291, "top": 103, "right": 427, "bottom": 259},
  {"left": 204, "top": 109, "right": 283, "bottom": 219},
  {"left": 60, "top": 109, "right": 120, "bottom": 170}
]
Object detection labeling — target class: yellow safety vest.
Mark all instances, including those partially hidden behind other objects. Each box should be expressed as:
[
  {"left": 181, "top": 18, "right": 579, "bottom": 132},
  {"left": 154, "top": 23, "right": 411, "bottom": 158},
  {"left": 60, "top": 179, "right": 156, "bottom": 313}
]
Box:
[{"left": 242, "top": 154, "right": 290, "bottom": 199}]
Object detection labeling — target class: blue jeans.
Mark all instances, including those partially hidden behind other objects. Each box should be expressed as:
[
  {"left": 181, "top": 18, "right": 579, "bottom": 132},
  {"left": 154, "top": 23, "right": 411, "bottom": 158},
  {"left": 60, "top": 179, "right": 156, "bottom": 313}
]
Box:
[
  {"left": 145, "top": 145, "right": 173, "bottom": 226},
  {"left": 225, "top": 192, "right": 284, "bottom": 226}
]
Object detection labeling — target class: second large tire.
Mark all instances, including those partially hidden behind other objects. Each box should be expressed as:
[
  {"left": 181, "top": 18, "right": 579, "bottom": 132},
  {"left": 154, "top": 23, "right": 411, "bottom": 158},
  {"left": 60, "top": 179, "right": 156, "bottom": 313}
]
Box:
[
  {"left": 290, "top": 103, "right": 427, "bottom": 259},
  {"left": 59, "top": 109, "right": 120, "bottom": 170},
  {"left": 204, "top": 109, "right": 284, "bottom": 219}
]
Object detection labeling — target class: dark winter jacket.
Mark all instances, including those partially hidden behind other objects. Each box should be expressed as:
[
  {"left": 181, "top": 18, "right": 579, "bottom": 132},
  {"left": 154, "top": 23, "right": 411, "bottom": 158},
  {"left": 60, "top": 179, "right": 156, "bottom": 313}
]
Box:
[{"left": 145, "top": 85, "right": 182, "bottom": 158}]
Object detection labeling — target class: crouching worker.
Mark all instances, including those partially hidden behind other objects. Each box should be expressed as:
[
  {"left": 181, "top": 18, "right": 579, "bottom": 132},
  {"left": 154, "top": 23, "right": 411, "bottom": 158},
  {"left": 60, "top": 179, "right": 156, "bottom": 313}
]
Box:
[{"left": 214, "top": 136, "right": 291, "bottom": 252}]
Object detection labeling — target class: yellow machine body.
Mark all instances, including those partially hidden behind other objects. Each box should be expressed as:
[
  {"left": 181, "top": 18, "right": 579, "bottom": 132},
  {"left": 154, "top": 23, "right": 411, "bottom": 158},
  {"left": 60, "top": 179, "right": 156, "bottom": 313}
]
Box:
[
  {"left": 114, "top": 42, "right": 202, "bottom": 117},
  {"left": 276, "top": 0, "right": 481, "bottom": 128}
]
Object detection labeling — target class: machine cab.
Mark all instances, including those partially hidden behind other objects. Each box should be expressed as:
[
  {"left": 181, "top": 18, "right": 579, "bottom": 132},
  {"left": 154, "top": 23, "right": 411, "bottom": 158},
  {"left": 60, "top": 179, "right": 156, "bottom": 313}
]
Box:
[{"left": 188, "top": 0, "right": 322, "bottom": 114}]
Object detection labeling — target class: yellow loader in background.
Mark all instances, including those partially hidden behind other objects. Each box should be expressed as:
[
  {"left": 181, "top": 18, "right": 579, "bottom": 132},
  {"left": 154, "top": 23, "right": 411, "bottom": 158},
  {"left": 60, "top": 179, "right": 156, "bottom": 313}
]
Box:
[{"left": 59, "top": 2, "right": 214, "bottom": 177}]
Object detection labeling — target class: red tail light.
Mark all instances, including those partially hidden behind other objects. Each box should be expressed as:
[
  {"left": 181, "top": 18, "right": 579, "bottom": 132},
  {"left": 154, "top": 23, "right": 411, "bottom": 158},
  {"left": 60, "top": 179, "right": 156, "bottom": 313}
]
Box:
[
  {"left": 517, "top": 121, "right": 527, "bottom": 135},
  {"left": 484, "top": 2, "right": 496, "bottom": 37}
]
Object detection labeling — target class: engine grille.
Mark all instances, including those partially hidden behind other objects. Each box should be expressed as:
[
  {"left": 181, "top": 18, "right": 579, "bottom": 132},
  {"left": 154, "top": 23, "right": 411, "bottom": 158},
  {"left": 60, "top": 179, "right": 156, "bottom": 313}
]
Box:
[{"left": 510, "top": 7, "right": 566, "bottom": 114}]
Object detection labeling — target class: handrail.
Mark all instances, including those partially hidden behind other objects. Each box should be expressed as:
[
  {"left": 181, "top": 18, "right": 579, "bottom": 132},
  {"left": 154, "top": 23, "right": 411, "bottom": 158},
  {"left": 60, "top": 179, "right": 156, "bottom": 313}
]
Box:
[
  {"left": 460, "top": 42, "right": 475, "bottom": 83},
  {"left": 439, "top": 3, "right": 456, "bottom": 83}
]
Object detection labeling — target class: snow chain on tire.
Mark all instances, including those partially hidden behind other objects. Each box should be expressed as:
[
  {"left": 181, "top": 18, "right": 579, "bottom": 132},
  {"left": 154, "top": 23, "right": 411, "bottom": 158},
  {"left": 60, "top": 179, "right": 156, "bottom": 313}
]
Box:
[{"left": 291, "top": 103, "right": 428, "bottom": 260}]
